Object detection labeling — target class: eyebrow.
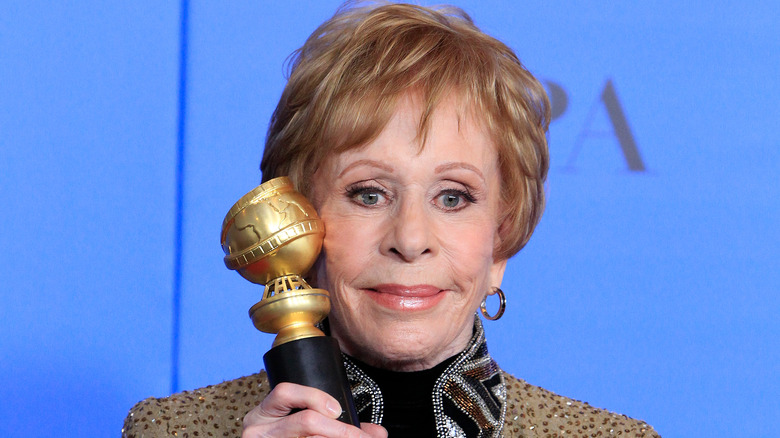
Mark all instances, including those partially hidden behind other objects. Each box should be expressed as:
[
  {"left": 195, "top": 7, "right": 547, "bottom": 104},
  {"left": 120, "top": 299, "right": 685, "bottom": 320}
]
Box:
[
  {"left": 337, "top": 160, "right": 485, "bottom": 180},
  {"left": 434, "top": 162, "right": 485, "bottom": 180},
  {"left": 337, "top": 159, "right": 395, "bottom": 178}
]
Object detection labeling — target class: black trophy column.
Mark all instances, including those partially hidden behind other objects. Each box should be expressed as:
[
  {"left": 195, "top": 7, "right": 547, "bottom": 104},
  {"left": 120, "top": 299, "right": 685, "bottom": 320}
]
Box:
[{"left": 263, "top": 336, "right": 359, "bottom": 426}]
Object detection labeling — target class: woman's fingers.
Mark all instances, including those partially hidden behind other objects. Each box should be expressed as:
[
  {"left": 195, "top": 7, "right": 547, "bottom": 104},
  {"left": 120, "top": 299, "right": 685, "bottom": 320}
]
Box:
[
  {"left": 248, "top": 382, "right": 341, "bottom": 420},
  {"left": 361, "top": 422, "right": 389, "bottom": 438},
  {"left": 242, "top": 382, "right": 383, "bottom": 438},
  {"left": 244, "top": 409, "right": 364, "bottom": 438}
]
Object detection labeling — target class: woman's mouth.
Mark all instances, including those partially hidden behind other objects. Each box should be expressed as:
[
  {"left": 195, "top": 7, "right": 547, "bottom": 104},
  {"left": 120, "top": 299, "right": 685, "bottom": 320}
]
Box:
[{"left": 363, "top": 284, "right": 446, "bottom": 311}]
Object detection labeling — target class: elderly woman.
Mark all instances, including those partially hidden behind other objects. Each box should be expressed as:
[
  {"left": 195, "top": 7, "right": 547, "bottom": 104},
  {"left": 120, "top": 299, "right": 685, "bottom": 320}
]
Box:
[{"left": 123, "top": 3, "right": 658, "bottom": 438}]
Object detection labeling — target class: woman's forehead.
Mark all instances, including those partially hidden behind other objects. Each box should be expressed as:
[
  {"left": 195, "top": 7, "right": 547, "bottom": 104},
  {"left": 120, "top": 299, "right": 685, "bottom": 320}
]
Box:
[
  {"left": 318, "top": 97, "right": 497, "bottom": 178},
  {"left": 336, "top": 90, "right": 493, "bottom": 155}
]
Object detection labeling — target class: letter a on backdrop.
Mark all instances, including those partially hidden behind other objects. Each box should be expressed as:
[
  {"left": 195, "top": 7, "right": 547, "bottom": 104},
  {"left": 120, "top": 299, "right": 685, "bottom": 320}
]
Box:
[{"left": 568, "top": 79, "right": 646, "bottom": 172}]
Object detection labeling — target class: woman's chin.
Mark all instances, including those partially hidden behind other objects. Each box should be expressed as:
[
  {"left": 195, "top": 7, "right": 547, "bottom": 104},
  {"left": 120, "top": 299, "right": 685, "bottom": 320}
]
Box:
[
  {"left": 356, "top": 340, "right": 447, "bottom": 371},
  {"left": 337, "top": 319, "right": 465, "bottom": 371},
  {"left": 329, "top": 287, "right": 475, "bottom": 370}
]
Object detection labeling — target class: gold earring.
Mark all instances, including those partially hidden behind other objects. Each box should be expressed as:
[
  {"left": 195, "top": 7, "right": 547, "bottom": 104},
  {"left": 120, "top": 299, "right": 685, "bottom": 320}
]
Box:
[{"left": 480, "top": 287, "right": 505, "bottom": 321}]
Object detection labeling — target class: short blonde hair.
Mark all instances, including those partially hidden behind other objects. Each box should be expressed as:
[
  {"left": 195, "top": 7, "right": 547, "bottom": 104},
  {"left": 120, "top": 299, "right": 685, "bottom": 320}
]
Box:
[{"left": 261, "top": 2, "right": 549, "bottom": 259}]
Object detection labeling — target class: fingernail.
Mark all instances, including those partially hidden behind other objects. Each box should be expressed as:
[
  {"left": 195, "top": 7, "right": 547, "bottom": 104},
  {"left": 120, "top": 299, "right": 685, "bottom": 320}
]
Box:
[{"left": 326, "top": 400, "right": 342, "bottom": 417}]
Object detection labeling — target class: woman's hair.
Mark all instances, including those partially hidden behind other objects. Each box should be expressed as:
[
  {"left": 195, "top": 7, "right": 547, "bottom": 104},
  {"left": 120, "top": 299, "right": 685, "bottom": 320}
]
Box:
[{"left": 261, "top": 2, "right": 550, "bottom": 259}]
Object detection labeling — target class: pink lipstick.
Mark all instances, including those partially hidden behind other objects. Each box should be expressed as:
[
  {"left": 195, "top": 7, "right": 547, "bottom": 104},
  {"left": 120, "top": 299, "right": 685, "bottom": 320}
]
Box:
[{"left": 364, "top": 284, "right": 446, "bottom": 311}]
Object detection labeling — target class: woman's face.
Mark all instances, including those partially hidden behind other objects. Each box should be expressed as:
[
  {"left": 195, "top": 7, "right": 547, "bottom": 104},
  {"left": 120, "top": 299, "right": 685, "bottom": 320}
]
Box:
[{"left": 309, "top": 94, "right": 506, "bottom": 371}]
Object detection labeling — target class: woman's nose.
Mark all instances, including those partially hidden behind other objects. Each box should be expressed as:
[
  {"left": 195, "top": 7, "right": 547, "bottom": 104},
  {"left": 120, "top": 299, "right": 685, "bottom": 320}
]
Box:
[{"left": 381, "top": 198, "right": 437, "bottom": 262}]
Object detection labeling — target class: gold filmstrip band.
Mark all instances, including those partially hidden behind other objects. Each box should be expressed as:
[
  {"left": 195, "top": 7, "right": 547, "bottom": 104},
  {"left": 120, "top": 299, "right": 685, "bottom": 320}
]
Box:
[{"left": 223, "top": 219, "right": 323, "bottom": 270}]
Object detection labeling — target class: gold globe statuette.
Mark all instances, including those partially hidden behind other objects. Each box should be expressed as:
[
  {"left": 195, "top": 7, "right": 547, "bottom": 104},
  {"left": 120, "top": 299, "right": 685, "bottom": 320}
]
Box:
[{"left": 221, "top": 176, "right": 329, "bottom": 347}]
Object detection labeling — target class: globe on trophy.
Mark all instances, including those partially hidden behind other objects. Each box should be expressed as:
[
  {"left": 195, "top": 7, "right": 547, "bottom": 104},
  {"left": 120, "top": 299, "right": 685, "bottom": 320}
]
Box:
[{"left": 221, "top": 176, "right": 358, "bottom": 426}]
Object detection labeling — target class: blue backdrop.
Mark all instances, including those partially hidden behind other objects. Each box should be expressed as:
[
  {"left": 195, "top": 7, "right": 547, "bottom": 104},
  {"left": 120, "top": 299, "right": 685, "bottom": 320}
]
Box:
[{"left": 1, "top": 2, "right": 777, "bottom": 437}]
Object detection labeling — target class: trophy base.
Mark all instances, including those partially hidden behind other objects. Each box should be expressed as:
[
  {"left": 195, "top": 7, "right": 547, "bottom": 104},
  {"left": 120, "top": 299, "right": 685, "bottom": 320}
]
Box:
[
  {"left": 263, "top": 336, "right": 359, "bottom": 426},
  {"left": 248, "top": 287, "right": 331, "bottom": 346}
]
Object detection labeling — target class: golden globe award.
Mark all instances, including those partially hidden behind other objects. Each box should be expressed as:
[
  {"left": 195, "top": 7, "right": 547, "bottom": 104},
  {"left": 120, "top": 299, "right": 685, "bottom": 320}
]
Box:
[{"left": 221, "top": 176, "right": 358, "bottom": 426}]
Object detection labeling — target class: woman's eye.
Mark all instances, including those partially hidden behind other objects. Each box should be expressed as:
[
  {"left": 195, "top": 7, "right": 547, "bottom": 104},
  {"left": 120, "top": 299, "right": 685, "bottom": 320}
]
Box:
[
  {"left": 347, "top": 185, "right": 388, "bottom": 206},
  {"left": 441, "top": 193, "right": 460, "bottom": 208},
  {"left": 436, "top": 189, "right": 475, "bottom": 210},
  {"left": 359, "top": 192, "right": 381, "bottom": 205}
]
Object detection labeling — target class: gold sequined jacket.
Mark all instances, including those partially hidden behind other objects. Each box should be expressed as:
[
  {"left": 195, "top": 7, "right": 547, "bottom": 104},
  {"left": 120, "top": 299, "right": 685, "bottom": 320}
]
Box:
[{"left": 123, "top": 321, "right": 659, "bottom": 438}]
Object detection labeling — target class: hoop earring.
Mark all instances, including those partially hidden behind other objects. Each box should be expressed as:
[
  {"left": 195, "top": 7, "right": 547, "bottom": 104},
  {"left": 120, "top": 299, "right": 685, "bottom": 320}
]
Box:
[{"left": 480, "top": 287, "right": 506, "bottom": 321}]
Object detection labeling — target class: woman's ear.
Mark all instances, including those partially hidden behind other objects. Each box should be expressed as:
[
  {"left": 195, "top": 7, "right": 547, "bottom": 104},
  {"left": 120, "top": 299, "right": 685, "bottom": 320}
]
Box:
[{"left": 489, "top": 258, "right": 507, "bottom": 289}]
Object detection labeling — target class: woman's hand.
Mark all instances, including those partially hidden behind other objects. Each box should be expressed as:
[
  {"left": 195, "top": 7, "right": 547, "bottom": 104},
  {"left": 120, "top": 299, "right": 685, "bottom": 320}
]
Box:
[{"left": 242, "top": 382, "right": 387, "bottom": 438}]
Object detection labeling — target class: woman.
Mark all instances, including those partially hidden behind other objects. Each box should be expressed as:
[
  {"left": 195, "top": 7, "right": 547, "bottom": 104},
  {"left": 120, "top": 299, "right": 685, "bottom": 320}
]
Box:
[{"left": 123, "top": 3, "right": 659, "bottom": 437}]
